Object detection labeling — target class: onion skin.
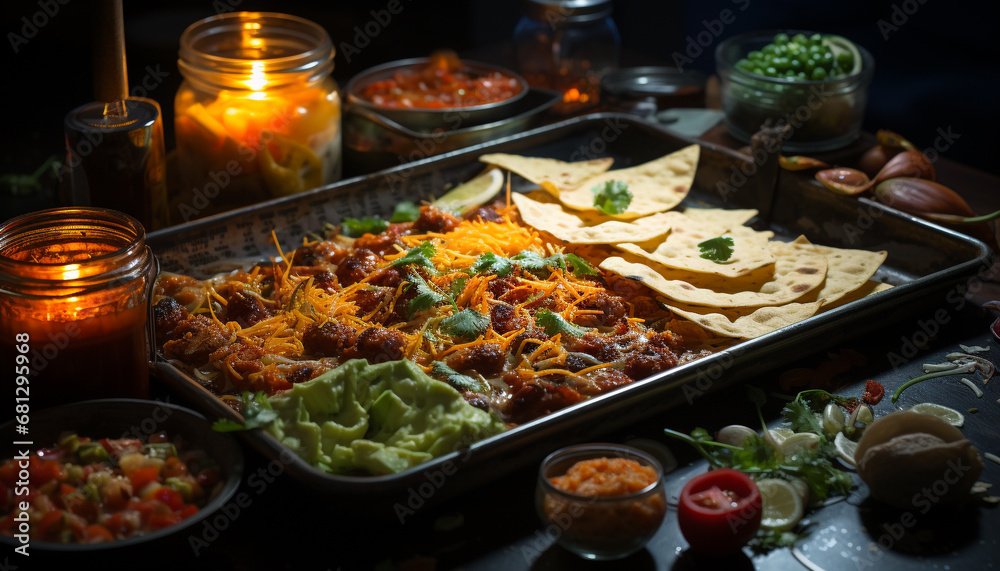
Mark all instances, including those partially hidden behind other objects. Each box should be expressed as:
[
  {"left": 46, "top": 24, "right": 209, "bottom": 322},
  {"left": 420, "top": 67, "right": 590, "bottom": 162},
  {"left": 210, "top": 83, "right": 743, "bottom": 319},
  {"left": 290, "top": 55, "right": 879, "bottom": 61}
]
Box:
[
  {"left": 873, "top": 150, "right": 935, "bottom": 184},
  {"left": 873, "top": 177, "right": 974, "bottom": 218},
  {"left": 875, "top": 177, "right": 997, "bottom": 251},
  {"left": 815, "top": 167, "right": 872, "bottom": 195}
]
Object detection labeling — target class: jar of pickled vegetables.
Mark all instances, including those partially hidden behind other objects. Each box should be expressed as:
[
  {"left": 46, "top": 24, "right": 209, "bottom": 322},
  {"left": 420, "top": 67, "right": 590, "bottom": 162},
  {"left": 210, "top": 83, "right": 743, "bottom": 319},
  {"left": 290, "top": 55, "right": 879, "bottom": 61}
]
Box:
[{"left": 173, "top": 12, "right": 342, "bottom": 222}]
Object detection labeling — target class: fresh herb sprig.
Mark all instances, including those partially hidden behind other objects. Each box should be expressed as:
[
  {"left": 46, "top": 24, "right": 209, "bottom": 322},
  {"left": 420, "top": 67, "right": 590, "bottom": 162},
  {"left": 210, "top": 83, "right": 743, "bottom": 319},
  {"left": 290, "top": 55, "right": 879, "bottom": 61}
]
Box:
[
  {"left": 591, "top": 179, "right": 632, "bottom": 215},
  {"left": 212, "top": 391, "right": 277, "bottom": 432},
  {"left": 697, "top": 236, "right": 735, "bottom": 263}
]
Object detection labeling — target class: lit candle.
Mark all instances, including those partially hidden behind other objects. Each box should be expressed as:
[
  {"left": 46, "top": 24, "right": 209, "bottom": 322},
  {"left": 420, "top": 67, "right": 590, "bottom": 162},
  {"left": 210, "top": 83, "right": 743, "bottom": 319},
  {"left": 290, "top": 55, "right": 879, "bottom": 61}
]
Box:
[
  {"left": 172, "top": 12, "right": 342, "bottom": 223},
  {"left": 0, "top": 207, "right": 155, "bottom": 415}
]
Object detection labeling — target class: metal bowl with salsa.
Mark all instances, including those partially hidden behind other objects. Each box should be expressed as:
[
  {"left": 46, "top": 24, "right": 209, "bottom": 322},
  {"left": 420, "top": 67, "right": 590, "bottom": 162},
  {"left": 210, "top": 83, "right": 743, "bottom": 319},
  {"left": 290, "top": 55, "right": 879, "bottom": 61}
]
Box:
[{"left": 345, "top": 51, "right": 529, "bottom": 131}]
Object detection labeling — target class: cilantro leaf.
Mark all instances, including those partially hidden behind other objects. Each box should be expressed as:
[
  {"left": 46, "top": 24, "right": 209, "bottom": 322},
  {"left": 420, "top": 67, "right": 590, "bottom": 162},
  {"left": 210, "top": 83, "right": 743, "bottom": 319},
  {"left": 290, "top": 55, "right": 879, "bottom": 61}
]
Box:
[
  {"left": 781, "top": 397, "right": 825, "bottom": 437},
  {"left": 211, "top": 391, "right": 277, "bottom": 432},
  {"left": 439, "top": 308, "right": 490, "bottom": 339},
  {"left": 341, "top": 216, "right": 388, "bottom": 238},
  {"left": 407, "top": 272, "right": 448, "bottom": 317},
  {"left": 564, "top": 253, "right": 598, "bottom": 277},
  {"left": 698, "top": 236, "right": 735, "bottom": 263},
  {"left": 431, "top": 361, "right": 490, "bottom": 394},
  {"left": 390, "top": 201, "right": 420, "bottom": 223},
  {"left": 471, "top": 252, "right": 514, "bottom": 277},
  {"left": 591, "top": 179, "right": 632, "bottom": 215},
  {"left": 450, "top": 276, "right": 468, "bottom": 298},
  {"left": 512, "top": 251, "right": 567, "bottom": 274},
  {"left": 535, "top": 309, "right": 591, "bottom": 337},
  {"left": 391, "top": 241, "right": 437, "bottom": 272}
]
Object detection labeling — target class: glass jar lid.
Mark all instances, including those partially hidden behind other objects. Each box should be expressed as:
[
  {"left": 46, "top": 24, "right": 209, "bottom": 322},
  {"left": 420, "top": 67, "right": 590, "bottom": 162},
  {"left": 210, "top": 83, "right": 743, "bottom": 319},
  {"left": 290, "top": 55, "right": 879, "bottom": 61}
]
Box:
[{"left": 521, "top": 0, "right": 614, "bottom": 22}]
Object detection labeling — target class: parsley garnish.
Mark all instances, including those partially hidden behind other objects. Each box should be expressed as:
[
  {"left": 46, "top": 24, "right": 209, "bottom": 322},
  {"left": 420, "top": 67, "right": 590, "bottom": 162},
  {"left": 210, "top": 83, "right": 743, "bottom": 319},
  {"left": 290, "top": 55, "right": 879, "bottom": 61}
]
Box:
[
  {"left": 697, "top": 236, "right": 735, "bottom": 263},
  {"left": 341, "top": 216, "right": 388, "bottom": 238},
  {"left": 431, "top": 361, "right": 490, "bottom": 394},
  {"left": 535, "top": 309, "right": 591, "bottom": 337},
  {"left": 391, "top": 241, "right": 437, "bottom": 272},
  {"left": 211, "top": 391, "right": 277, "bottom": 432},
  {"left": 407, "top": 271, "right": 449, "bottom": 317},
  {"left": 390, "top": 201, "right": 420, "bottom": 222},
  {"left": 564, "top": 253, "right": 598, "bottom": 277},
  {"left": 450, "top": 276, "right": 468, "bottom": 298},
  {"left": 471, "top": 252, "right": 514, "bottom": 277},
  {"left": 591, "top": 179, "right": 632, "bottom": 215},
  {"left": 440, "top": 308, "right": 490, "bottom": 339}
]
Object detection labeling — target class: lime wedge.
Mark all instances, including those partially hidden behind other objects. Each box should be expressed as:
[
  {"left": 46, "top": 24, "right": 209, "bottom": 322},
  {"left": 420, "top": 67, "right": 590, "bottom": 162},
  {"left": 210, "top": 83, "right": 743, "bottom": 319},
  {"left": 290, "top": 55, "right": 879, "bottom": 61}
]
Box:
[
  {"left": 834, "top": 432, "right": 858, "bottom": 467},
  {"left": 780, "top": 432, "right": 821, "bottom": 456},
  {"left": 757, "top": 478, "right": 804, "bottom": 532},
  {"left": 433, "top": 168, "right": 504, "bottom": 214},
  {"left": 909, "top": 402, "right": 965, "bottom": 428},
  {"left": 822, "top": 35, "right": 863, "bottom": 75}
]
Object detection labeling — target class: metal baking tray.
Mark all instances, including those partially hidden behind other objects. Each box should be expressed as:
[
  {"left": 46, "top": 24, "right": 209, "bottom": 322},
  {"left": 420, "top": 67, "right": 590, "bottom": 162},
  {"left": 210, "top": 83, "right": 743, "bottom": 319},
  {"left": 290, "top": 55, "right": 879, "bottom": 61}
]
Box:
[{"left": 147, "top": 113, "right": 990, "bottom": 509}]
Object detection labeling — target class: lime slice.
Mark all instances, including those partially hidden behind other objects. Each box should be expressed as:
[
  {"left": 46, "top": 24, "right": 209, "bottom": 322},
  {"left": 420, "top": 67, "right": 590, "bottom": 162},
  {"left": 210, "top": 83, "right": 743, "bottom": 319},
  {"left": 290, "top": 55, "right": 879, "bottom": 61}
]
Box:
[
  {"left": 909, "top": 403, "right": 965, "bottom": 428},
  {"left": 757, "top": 478, "right": 805, "bottom": 532},
  {"left": 822, "top": 35, "right": 862, "bottom": 75},
  {"left": 432, "top": 168, "right": 504, "bottom": 214},
  {"left": 834, "top": 432, "right": 858, "bottom": 467}
]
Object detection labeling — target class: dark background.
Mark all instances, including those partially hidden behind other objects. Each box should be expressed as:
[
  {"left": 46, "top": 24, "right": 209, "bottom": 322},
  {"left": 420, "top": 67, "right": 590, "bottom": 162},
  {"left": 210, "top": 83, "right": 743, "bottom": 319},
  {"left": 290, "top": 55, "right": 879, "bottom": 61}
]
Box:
[{"left": 2, "top": 0, "right": 998, "bottom": 218}]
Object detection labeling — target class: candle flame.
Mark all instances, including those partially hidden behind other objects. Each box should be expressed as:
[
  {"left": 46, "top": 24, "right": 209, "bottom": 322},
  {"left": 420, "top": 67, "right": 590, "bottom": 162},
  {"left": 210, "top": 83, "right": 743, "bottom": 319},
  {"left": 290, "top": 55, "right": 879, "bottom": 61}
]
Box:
[
  {"left": 245, "top": 60, "right": 268, "bottom": 93},
  {"left": 62, "top": 265, "right": 81, "bottom": 280}
]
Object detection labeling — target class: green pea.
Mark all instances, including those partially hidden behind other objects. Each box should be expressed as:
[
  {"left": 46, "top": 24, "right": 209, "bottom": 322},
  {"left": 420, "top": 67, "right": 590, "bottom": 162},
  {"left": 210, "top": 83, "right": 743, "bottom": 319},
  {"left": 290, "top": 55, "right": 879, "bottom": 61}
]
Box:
[
  {"left": 774, "top": 33, "right": 790, "bottom": 45},
  {"left": 748, "top": 50, "right": 764, "bottom": 62},
  {"left": 793, "top": 33, "right": 809, "bottom": 45},
  {"left": 810, "top": 33, "right": 823, "bottom": 45},
  {"left": 764, "top": 66, "right": 778, "bottom": 77},
  {"left": 789, "top": 58, "right": 802, "bottom": 70},
  {"left": 763, "top": 44, "right": 778, "bottom": 56},
  {"left": 811, "top": 67, "right": 828, "bottom": 80},
  {"left": 797, "top": 71, "right": 808, "bottom": 79},
  {"left": 821, "top": 51, "right": 834, "bottom": 64},
  {"left": 837, "top": 52, "right": 855, "bottom": 70},
  {"left": 804, "top": 58, "right": 816, "bottom": 72},
  {"left": 753, "top": 67, "right": 764, "bottom": 76}
]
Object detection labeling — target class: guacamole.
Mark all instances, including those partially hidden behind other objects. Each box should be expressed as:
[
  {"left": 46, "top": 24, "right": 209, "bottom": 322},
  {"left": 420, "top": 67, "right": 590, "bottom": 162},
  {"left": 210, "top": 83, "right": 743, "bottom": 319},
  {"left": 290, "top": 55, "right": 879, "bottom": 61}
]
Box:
[{"left": 263, "top": 359, "right": 506, "bottom": 475}]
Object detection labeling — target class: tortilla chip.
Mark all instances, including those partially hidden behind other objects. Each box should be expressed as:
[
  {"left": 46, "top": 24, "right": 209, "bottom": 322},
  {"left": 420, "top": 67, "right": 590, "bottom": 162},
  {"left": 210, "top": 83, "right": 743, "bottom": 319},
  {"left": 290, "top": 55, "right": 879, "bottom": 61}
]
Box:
[
  {"left": 512, "top": 192, "right": 672, "bottom": 245},
  {"left": 665, "top": 301, "right": 825, "bottom": 340},
  {"left": 819, "top": 281, "right": 893, "bottom": 312},
  {"left": 557, "top": 145, "right": 700, "bottom": 218},
  {"left": 617, "top": 211, "right": 775, "bottom": 278},
  {"left": 478, "top": 154, "right": 614, "bottom": 196},
  {"left": 600, "top": 250, "right": 828, "bottom": 308},
  {"left": 771, "top": 236, "right": 888, "bottom": 306}
]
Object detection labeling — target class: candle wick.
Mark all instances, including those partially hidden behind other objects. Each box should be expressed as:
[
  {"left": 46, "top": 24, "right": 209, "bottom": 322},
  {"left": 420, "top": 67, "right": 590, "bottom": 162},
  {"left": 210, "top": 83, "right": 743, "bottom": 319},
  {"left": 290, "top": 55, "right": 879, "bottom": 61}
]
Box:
[{"left": 103, "top": 100, "right": 128, "bottom": 119}]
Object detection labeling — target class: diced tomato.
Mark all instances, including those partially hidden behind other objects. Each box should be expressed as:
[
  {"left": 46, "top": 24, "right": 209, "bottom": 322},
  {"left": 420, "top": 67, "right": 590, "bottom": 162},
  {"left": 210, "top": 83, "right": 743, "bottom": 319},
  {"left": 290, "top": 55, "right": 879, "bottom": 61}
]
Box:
[
  {"left": 84, "top": 524, "right": 114, "bottom": 543},
  {"left": 862, "top": 379, "right": 885, "bottom": 405},
  {"left": 129, "top": 466, "right": 160, "bottom": 492},
  {"left": 148, "top": 511, "right": 182, "bottom": 530},
  {"left": 31, "top": 457, "right": 63, "bottom": 485},
  {"left": 124, "top": 498, "right": 156, "bottom": 523},
  {"left": 162, "top": 457, "right": 188, "bottom": 478},
  {"left": 104, "top": 511, "right": 138, "bottom": 536},
  {"left": 38, "top": 509, "right": 65, "bottom": 537},
  {"left": 155, "top": 487, "right": 185, "bottom": 511},
  {"left": 180, "top": 504, "right": 199, "bottom": 519}
]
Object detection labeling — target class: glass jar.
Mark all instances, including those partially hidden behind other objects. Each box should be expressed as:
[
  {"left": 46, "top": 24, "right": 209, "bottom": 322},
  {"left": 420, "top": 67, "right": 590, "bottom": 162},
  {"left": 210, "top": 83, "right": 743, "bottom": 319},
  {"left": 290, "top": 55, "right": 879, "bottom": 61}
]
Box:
[
  {"left": 514, "top": 0, "right": 621, "bottom": 114},
  {"left": 173, "top": 12, "right": 342, "bottom": 222},
  {"left": 0, "top": 208, "right": 155, "bottom": 414}
]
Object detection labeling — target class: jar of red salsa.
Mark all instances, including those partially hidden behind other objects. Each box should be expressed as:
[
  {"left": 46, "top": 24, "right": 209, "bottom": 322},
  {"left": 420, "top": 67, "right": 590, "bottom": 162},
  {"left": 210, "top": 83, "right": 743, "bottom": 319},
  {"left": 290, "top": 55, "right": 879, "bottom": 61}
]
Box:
[{"left": 536, "top": 443, "right": 666, "bottom": 560}]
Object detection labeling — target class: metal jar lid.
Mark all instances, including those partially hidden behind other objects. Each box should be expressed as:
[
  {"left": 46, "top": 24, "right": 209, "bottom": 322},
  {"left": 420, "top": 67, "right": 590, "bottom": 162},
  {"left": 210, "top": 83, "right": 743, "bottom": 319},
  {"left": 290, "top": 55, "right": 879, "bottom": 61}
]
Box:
[
  {"left": 521, "top": 0, "right": 614, "bottom": 22},
  {"left": 601, "top": 66, "right": 706, "bottom": 100}
]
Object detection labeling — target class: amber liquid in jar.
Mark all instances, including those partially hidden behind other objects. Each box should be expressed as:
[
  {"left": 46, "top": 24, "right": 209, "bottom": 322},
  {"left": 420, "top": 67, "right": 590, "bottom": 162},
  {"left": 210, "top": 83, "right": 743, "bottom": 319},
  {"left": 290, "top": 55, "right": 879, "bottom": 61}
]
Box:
[
  {"left": 0, "top": 208, "right": 154, "bottom": 419},
  {"left": 173, "top": 12, "right": 342, "bottom": 222}
]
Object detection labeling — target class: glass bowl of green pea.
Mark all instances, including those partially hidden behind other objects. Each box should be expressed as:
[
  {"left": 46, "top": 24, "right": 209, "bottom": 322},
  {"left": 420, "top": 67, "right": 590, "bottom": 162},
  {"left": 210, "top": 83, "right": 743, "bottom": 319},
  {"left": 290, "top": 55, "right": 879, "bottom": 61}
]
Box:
[{"left": 716, "top": 30, "right": 874, "bottom": 152}]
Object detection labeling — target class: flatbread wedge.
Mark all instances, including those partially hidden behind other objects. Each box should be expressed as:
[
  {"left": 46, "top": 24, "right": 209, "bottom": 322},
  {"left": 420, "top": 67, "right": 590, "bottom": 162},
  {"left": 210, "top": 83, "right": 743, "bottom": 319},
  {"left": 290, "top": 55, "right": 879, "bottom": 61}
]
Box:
[
  {"left": 664, "top": 301, "right": 825, "bottom": 340},
  {"left": 512, "top": 192, "right": 673, "bottom": 245},
  {"left": 478, "top": 154, "right": 614, "bottom": 196},
  {"left": 557, "top": 144, "right": 700, "bottom": 218}
]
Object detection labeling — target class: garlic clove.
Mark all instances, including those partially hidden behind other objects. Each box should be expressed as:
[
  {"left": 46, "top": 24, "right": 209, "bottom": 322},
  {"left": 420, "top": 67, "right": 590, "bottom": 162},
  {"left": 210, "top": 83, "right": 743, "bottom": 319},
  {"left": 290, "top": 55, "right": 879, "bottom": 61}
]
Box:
[{"left": 815, "top": 167, "right": 872, "bottom": 195}]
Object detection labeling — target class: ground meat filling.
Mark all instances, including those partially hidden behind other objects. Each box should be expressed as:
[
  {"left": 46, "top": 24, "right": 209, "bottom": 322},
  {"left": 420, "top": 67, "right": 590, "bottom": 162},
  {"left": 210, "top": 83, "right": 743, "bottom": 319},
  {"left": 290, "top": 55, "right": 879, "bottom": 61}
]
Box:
[
  {"left": 302, "top": 321, "right": 359, "bottom": 358},
  {"left": 336, "top": 249, "right": 383, "bottom": 287},
  {"left": 161, "top": 315, "right": 230, "bottom": 367},
  {"left": 344, "top": 327, "right": 407, "bottom": 364},
  {"left": 222, "top": 289, "right": 273, "bottom": 328},
  {"left": 154, "top": 297, "right": 189, "bottom": 342},
  {"left": 446, "top": 343, "right": 506, "bottom": 378}
]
